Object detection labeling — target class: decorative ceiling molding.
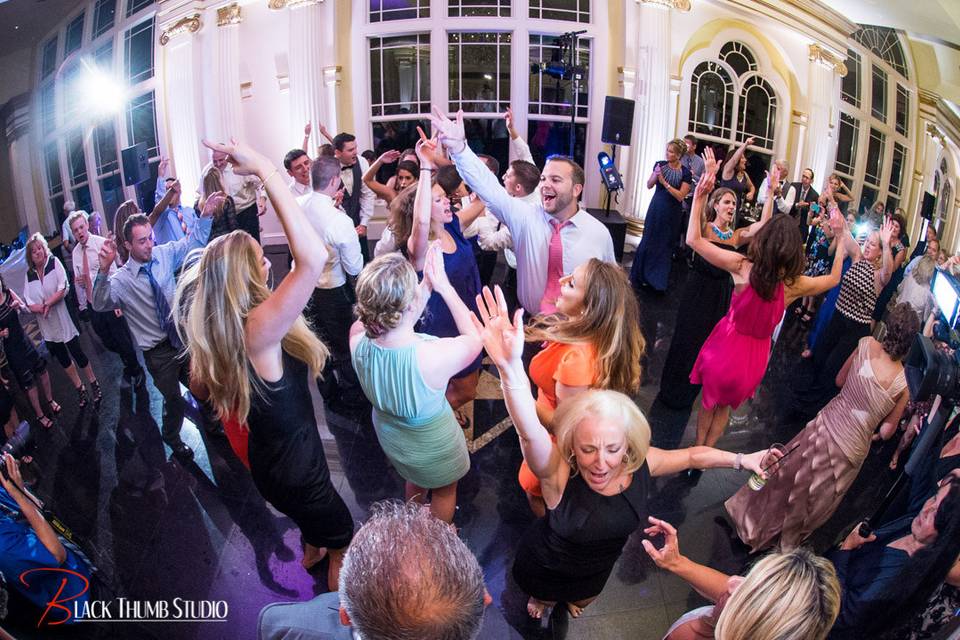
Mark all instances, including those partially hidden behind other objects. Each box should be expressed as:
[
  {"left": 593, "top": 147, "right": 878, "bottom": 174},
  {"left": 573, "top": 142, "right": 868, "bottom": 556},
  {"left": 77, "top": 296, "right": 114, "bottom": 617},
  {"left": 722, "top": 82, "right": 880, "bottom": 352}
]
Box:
[
  {"left": 636, "top": 0, "right": 691, "bottom": 12},
  {"left": 808, "top": 44, "right": 848, "bottom": 77},
  {"left": 919, "top": 89, "right": 941, "bottom": 108},
  {"left": 159, "top": 13, "right": 201, "bottom": 46},
  {"left": 268, "top": 0, "right": 323, "bottom": 9},
  {"left": 217, "top": 3, "right": 242, "bottom": 26},
  {"left": 725, "top": 0, "right": 855, "bottom": 55}
]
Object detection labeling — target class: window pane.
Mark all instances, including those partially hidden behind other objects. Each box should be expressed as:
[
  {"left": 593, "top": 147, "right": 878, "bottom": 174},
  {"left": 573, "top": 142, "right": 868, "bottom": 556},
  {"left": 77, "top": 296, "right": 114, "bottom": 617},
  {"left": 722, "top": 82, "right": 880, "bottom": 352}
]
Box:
[
  {"left": 368, "top": 0, "right": 428, "bottom": 22},
  {"left": 835, "top": 113, "right": 859, "bottom": 176},
  {"left": 61, "top": 62, "right": 83, "bottom": 122},
  {"left": 737, "top": 75, "right": 777, "bottom": 149},
  {"left": 41, "top": 38, "right": 58, "bottom": 79},
  {"left": 449, "top": 0, "right": 510, "bottom": 17},
  {"left": 95, "top": 121, "right": 120, "bottom": 175},
  {"left": 448, "top": 33, "right": 511, "bottom": 113},
  {"left": 841, "top": 49, "right": 860, "bottom": 108},
  {"left": 853, "top": 26, "right": 908, "bottom": 79},
  {"left": 50, "top": 195, "right": 66, "bottom": 227},
  {"left": 859, "top": 185, "right": 878, "bottom": 218},
  {"left": 886, "top": 196, "right": 899, "bottom": 214},
  {"left": 99, "top": 173, "right": 125, "bottom": 223},
  {"left": 65, "top": 13, "right": 85, "bottom": 56},
  {"left": 40, "top": 82, "right": 57, "bottom": 132},
  {"left": 530, "top": 0, "right": 591, "bottom": 22},
  {"left": 45, "top": 143, "right": 63, "bottom": 195},
  {"left": 896, "top": 85, "right": 909, "bottom": 136},
  {"left": 529, "top": 35, "right": 590, "bottom": 118},
  {"left": 126, "top": 0, "right": 153, "bottom": 18},
  {"left": 127, "top": 91, "right": 159, "bottom": 157},
  {"left": 871, "top": 65, "right": 887, "bottom": 121},
  {"left": 864, "top": 128, "right": 885, "bottom": 186},
  {"left": 688, "top": 61, "right": 733, "bottom": 140},
  {"left": 94, "top": 40, "right": 113, "bottom": 70},
  {"left": 938, "top": 182, "right": 952, "bottom": 224},
  {"left": 134, "top": 160, "right": 160, "bottom": 211},
  {"left": 889, "top": 142, "right": 905, "bottom": 196},
  {"left": 125, "top": 18, "right": 154, "bottom": 84},
  {"left": 371, "top": 119, "right": 430, "bottom": 182},
  {"left": 463, "top": 118, "right": 510, "bottom": 175},
  {"left": 369, "top": 34, "right": 430, "bottom": 116},
  {"left": 719, "top": 41, "right": 756, "bottom": 77},
  {"left": 93, "top": 0, "right": 116, "bottom": 39},
  {"left": 527, "top": 119, "right": 587, "bottom": 168},
  {"left": 73, "top": 184, "right": 93, "bottom": 214},
  {"left": 67, "top": 129, "right": 88, "bottom": 186}
]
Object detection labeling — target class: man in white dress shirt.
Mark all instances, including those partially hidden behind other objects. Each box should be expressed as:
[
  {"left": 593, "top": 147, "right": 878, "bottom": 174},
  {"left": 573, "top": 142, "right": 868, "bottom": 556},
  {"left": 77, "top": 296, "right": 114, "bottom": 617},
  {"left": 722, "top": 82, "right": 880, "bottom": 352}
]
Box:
[
  {"left": 298, "top": 156, "right": 366, "bottom": 410},
  {"left": 430, "top": 107, "right": 615, "bottom": 315},
  {"left": 757, "top": 158, "right": 796, "bottom": 216},
  {"left": 284, "top": 148, "right": 313, "bottom": 198},
  {"left": 202, "top": 149, "right": 262, "bottom": 242},
  {"left": 333, "top": 132, "right": 375, "bottom": 264}
]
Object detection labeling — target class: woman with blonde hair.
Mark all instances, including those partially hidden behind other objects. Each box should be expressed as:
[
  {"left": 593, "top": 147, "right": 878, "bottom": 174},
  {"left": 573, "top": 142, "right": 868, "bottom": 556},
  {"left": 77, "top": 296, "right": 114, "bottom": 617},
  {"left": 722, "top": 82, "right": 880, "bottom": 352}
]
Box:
[
  {"left": 517, "top": 258, "right": 646, "bottom": 517},
  {"left": 349, "top": 247, "right": 482, "bottom": 523},
  {"left": 644, "top": 517, "right": 840, "bottom": 640},
  {"left": 23, "top": 233, "right": 100, "bottom": 411},
  {"left": 174, "top": 138, "right": 353, "bottom": 587},
  {"left": 197, "top": 166, "right": 239, "bottom": 240},
  {"left": 473, "top": 285, "right": 773, "bottom": 621}
]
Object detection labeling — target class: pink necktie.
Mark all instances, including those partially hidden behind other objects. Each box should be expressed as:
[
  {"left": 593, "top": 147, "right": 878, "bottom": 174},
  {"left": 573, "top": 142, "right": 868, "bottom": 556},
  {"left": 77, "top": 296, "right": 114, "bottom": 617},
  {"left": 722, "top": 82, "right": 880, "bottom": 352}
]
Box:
[{"left": 539, "top": 219, "right": 570, "bottom": 314}]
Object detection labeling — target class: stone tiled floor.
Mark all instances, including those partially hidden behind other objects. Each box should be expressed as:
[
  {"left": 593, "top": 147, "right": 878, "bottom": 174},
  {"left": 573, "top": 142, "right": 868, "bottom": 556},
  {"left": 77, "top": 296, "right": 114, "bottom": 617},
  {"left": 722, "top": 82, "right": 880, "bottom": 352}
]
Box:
[{"left": 1, "top": 250, "right": 900, "bottom": 639}]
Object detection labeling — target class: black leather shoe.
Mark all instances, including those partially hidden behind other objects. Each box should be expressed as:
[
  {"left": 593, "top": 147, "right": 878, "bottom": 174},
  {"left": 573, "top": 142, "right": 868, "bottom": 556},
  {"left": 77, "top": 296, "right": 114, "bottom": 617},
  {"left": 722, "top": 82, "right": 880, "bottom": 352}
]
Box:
[{"left": 170, "top": 442, "right": 194, "bottom": 461}]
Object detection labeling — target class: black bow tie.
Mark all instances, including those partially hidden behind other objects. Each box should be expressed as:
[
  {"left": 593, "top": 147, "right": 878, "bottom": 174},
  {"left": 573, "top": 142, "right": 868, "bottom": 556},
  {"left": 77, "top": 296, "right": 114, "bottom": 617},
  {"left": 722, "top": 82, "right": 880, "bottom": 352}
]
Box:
[{"left": 341, "top": 164, "right": 355, "bottom": 170}]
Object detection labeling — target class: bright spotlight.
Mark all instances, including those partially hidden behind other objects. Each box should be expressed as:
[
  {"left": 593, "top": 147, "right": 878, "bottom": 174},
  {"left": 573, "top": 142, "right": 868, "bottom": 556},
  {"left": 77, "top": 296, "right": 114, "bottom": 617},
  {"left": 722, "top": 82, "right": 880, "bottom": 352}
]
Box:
[{"left": 81, "top": 61, "right": 127, "bottom": 116}]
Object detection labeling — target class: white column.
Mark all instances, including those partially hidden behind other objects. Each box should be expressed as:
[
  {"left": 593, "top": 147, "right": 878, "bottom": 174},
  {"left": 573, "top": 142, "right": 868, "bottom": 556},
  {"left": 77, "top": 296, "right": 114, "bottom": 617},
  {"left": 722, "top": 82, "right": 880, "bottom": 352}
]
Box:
[
  {"left": 287, "top": 0, "right": 338, "bottom": 149},
  {"left": 212, "top": 3, "right": 244, "bottom": 142},
  {"left": 803, "top": 45, "right": 843, "bottom": 183},
  {"left": 4, "top": 95, "right": 44, "bottom": 234},
  {"left": 622, "top": 0, "right": 687, "bottom": 224},
  {"left": 160, "top": 15, "right": 204, "bottom": 198}
]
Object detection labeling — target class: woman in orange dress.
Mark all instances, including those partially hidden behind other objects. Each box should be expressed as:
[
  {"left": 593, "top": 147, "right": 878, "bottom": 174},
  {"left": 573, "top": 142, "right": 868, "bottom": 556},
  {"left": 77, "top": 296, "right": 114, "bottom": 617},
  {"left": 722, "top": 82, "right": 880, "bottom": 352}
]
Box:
[{"left": 517, "top": 258, "right": 645, "bottom": 516}]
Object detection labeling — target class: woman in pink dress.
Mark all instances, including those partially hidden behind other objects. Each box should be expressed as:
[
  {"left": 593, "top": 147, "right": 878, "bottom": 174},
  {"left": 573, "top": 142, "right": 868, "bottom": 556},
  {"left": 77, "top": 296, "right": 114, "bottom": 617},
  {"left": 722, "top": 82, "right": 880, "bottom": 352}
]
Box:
[{"left": 686, "top": 150, "right": 848, "bottom": 452}]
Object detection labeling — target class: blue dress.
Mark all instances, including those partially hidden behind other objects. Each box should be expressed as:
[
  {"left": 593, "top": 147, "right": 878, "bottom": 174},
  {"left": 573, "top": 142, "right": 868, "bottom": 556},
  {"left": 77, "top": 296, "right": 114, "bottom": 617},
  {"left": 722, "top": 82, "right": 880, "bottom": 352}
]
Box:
[
  {"left": 807, "top": 257, "right": 852, "bottom": 350},
  {"left": 416, "top": 216, "right": 482, "bottom": 376},
  {"left": 630, "top": 161, "right": 692, "bottom": 292}
]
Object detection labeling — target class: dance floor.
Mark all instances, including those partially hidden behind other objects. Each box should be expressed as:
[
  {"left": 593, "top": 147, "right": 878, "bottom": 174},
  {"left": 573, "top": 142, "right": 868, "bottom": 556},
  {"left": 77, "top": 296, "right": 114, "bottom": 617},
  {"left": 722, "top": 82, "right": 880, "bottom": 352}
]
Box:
[{"left": 3, "top": 248, "right": 898, "bottom": 640}]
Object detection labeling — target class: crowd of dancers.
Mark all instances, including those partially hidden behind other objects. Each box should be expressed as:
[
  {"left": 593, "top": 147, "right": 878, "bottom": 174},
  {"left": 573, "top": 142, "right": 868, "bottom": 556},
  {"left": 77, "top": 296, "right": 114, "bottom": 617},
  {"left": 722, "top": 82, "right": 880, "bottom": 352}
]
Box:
[{"left": 2, "top": 103, "right": 960, "bottom": 640}]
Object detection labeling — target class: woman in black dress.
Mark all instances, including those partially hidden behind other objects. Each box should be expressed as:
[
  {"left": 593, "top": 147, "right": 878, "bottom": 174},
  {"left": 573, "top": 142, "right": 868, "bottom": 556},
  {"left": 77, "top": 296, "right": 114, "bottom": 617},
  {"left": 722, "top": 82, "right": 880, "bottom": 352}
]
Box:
[
  {"left": 473, "top": 286, "right": 771, "bottom": 620},
  {"left": 719, "top": 137, "right": 756, "bottom": 216},
  {"left": 174, "top": 138, "right": 353, "bottom": 588},
  {"left": 0, "top": 277, "right": 59, "bottom": 428}
]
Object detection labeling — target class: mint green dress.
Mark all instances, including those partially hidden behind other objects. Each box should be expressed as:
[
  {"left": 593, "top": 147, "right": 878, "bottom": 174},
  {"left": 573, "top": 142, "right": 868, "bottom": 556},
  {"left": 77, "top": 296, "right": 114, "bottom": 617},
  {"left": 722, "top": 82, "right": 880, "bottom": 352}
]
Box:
[{"left": 351, "top": 333, "right": 470, "bottom": 488}]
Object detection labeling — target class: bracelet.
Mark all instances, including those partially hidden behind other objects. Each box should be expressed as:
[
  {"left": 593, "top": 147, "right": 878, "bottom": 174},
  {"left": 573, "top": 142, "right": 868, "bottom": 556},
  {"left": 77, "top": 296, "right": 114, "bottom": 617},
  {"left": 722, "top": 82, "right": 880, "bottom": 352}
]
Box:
[
  {"left": 261, "top": 169, "right": 280, "bottom": 185},
  {"left": 421, "top": 167, "right": 433, "bottom": 172},
  {"left": 499, "top": 379, "right": 527, "bottom": 392},
  {"left": 734, "top": 452, "right": 743, "bottom": 471}
]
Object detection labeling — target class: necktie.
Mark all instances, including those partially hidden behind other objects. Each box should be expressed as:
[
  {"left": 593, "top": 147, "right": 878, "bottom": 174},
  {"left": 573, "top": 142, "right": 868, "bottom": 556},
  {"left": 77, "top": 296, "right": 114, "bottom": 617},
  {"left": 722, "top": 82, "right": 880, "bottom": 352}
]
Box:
[
  {"left": 141, "top": 261, "right": 182, "bottom": 349},
  {"left": 539, "top": 219, "right": 570, "bottom": 314},
  {"left": 81, "top": 244, "right": 94, "bottom": 304}
]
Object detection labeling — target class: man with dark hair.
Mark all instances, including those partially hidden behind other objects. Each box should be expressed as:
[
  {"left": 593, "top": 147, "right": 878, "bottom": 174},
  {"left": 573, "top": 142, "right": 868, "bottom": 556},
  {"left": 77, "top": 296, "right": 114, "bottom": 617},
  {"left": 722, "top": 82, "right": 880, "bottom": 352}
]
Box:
[
  {"left": 284, "top": 148, "right": 312, "bottom": 198},
  {"left": 431, "top": 108, "right": 615, "bottom": 315},
  {"left": 478, "top": 154, "right": 500, "bottom": 176},
  {"left": 333, "top": 132, "right": 375, "bottom": 263},
  {"left": 258, "top": 501, "right": 521, "bottom": 640},
  {"left": 92, "top": 197, "right": 219, "bottom": 461},
  {"left": 152, "top": 174, "right": 197, "bottom": 246},
  {"left": 300, "top": 157, "right": 365, "bottom": 410},
  {"left": 678, "top": 134, "right": 705, "bottom": 257},
  {"left": 790, "top": 167, "right": 819, "bottom": 244}
]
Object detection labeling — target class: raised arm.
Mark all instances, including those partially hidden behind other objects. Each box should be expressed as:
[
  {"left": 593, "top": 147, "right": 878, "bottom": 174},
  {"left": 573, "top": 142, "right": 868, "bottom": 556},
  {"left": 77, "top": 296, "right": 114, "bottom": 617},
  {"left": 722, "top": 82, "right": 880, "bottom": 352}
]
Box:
[
  {"left": 686, "top": 148, "right": 745, "bottom": 275},
  {"left": 784, "top": 209, "right": 848, "bottom": 304},
  {"left": 1, "top": 456, "right": 66, "bottom": 564},
  {"left": 505, "top": 108, "right": 534, "bottom": 163},
  {"left": 744, "top": 174, "right": 756, "bottom": 202},
  {"left": 645, "top": 445, "right": 767, "bottom": 478},
  {"left": 878, "top": 218, "right": 894, "bottom": 287},
  {"left": 642, "top": 517, "right": 731, "bottom": 603},
  {"left": 363, "top": 150, "right": 401, "bottom": 202},
  {"left": 456, "top": 192, "right": 488, "bottom": 231},
  {"left": 736, "top": 166, "right": 780, "bottom": 243},
  {"left": 202, "top": 139, "right": 328, "bottom": 356},
  {"left": 317, "top": 123, "right": 334, "bottom": 144},
  {"left": 301, "top": 122, "right": 311, "bottom": 153},
  {"left": 149, "top": 180, "right": 179, "bottom": 227},
  {"left": 92, "top": 238, "right": 120, "bottom": 312},
  {"left": 722, "top": 137, "right": 754, "bottom": 181},
  {"left": 473, "top": 286, "right": 563, "bottom": 481},
  {"left": 407, "top": 138, "right": 435, "bottom": 271}
]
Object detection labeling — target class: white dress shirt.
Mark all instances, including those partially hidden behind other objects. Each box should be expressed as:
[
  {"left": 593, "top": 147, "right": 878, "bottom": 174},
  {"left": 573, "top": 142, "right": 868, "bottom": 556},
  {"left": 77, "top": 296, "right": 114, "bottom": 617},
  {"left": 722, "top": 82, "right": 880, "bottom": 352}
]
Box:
[
  {"left": 289, "top": 180, "right": 311, "bottom": 198},
  {"left": 71, "top": 234, "right": 118, "bottom": 311},
  {"left": 340, "top": 156, "right": 375, "bottom": 227},
  {"left": 23, "top": 256, "right": 78, "bottom": 344},
  {"left": 200, "top": 162, "right": 260, "bottom": 210},
  {"left": 453, "top": 146, "right": 616, "bottom": 313},
  {"left": 757, "top": 178, "right": 796, "bottom": 215},
  {"left": 297, "top": 192, "right": 364, "bottom": 289}
]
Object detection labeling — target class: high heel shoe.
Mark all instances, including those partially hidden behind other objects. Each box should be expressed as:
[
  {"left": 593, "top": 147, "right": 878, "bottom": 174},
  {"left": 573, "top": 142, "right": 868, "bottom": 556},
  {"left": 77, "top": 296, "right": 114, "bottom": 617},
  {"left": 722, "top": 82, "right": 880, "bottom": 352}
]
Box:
[
  {"left": 76, "top": 385, "right": 88, "bottom": 408},
  {"left": 91, "top": 380, "right": 102, "bottom": 405}
]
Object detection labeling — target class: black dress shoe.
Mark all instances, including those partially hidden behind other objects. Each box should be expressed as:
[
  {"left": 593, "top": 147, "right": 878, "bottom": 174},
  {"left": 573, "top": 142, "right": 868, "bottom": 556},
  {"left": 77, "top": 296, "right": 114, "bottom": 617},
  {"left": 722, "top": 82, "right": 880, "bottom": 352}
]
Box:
[{"left": 170, "top": 442, "right": 194, "bottom": 461}]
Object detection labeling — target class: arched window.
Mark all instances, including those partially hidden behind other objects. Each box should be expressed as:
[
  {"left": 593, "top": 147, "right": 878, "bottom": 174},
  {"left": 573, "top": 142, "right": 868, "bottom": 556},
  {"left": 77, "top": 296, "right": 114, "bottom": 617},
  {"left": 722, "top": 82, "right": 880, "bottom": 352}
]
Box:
[
  {"left": 852, "top": 26, "right": 908, "bottom": 79},
  {"left": 737, "top": 75, "right": 777, "bottom": 149},
  {"left": 719, "top": 41, "right": 756, "bottom": 77},
  {"left": 688, "top": 62, "right": 733, "bottom": 140}
]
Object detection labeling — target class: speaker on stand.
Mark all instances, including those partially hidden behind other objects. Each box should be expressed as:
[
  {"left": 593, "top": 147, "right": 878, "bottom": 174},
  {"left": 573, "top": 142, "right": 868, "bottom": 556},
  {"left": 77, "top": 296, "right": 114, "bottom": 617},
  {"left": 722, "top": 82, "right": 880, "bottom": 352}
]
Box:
[{"left": 595, "top": 97, "right": 635, "bottom": 258}]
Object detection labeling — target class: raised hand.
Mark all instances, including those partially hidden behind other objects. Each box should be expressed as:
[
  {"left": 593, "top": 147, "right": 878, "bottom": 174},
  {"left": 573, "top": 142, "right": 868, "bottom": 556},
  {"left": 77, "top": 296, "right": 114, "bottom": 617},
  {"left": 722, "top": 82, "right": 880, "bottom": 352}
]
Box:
[
  {"left": 504, "top": 107, "right": 516, "bottom": 135},
  {"left": 471, "top": 285, "right": 524, "bottom": 369},
  {"left": 427, "top": 106, "right": 467, "bottom": 153},
  {"left": 702, "top": 146, "right": 718, "bottom": 180},
  {"left": 200, "top": 191, "right": 227, "bottom": 217},
  {"left": 202, "top": 138, "right": 272, "bottom": 178},
  {"left": 767, "top": 164, "right": 783, "bottom": 193},
  {"left": 415, "top": 126, "right": 441, "bottom": 170},
  {"left": 640, "top": 517, "right": 682, "bottom": 570},
  {"left": 0, "top": 454, "right": 24, "bottom": 493},
  {"left": 422, "top": 241, "right": 451, "bottom": 294},
  {"left": 827, "top": 206, "right": 846, "bottom": 236},
  {"left": 158, "top": 157, "right": 170, "bottom": 177},
  {"left": 378, "top": 149, "right": 401, "bottom": 165},
  {"left": 879, "top": 217, "right": 895, "bottom": 246},
  {"left": 304, "top": 122, "right": 312, "bottom": 137},
  {"left": 99, "top": 235, "right": 118, "bottom": 272},
  {"left": 744, "top": 136, "right": 755, "bottom": 147},
  {"left": 167, "top": 179, "right": 182, "bottom": 196}
]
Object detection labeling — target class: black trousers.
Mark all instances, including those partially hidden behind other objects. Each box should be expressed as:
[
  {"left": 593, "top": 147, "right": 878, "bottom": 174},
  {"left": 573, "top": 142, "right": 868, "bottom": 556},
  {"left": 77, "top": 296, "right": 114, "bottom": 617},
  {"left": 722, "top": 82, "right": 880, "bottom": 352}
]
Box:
[
  {"left": 46, "top": 336, "right": 89, "bottom": 369},
  {"left": 90, "top": 309, "right": 142, "bottom": 379},
  {"left": 236, "top": 203, "right": 260, "bottom": 244},
  {"left": 305, "top": 284, "right": 367, "bottom": 407},
  {"left": 143, "top": 340, "right": 191, "bottom": 446}
]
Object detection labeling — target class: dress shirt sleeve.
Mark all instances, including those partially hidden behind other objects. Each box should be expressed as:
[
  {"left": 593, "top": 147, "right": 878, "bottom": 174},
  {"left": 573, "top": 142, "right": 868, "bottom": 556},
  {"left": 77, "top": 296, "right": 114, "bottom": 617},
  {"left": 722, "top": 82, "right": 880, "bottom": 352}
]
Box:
[
  {"left": 452, "top": 145, "right": 527, "bottom": 232},
  {"left": 52, "top": 258, "right": 69, "bottom": 295},
  {"left": 338, "top": 218, "right": 364, "bottom": 277},
  {"left": 163, "top": 215, "right": 213, "bottom": 272},
  {"left": 476, "top": 213, "right": 514, "bottom": 252},
  {"left": 756, "top": 178, "right": 770, "bottom": 205},
  {"left": 154, "top": 177, "right": 166, "bottom": 204},
  {"left": 92, "top": 273, "right": 118, "bottom": 312},
  {"left": 778, "top": 185, "right": 796, "bottom": 214},
  {"left": 358, "top": 159, "right": 375, "bottom": 227},
  {"left": 374, "top": 227, "right": 397, "bottom": 257},
  {"left": 510, "top": 135, "right": 535, "bottom": 164},
  {"left": 22, "top": 277, "right": 40, "bottom": 307}
]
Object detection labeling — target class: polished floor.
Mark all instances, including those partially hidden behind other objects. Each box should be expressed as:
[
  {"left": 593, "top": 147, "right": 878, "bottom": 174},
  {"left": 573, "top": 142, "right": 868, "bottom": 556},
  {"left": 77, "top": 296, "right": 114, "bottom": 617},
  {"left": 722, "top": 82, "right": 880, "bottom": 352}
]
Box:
[{"left": 1, "top": 249, "right": 901, "bottom": 640}]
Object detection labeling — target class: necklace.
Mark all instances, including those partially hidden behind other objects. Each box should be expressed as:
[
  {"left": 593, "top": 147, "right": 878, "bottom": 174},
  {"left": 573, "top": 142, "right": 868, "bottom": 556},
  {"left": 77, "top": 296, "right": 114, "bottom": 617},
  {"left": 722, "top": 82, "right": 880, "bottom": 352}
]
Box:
[{"left": 712, "top": 223, "right": 734, "bottom": 240}]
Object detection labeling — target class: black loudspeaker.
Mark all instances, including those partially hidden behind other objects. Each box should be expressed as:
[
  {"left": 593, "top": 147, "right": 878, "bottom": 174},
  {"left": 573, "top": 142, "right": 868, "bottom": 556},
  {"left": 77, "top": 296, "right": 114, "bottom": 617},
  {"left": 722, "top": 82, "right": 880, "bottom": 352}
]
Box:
[
  {"left": 587, "top": 207, "right": 627, "bottom": 263},
  {"left": 121, "top": 143, "right": 150, "bottom": 186},
  {"left": 601, "top": 96, "right": 636, "bottom": 146},
  {"left": 921, "top": 192, "right": 936, "bottom": 221}
]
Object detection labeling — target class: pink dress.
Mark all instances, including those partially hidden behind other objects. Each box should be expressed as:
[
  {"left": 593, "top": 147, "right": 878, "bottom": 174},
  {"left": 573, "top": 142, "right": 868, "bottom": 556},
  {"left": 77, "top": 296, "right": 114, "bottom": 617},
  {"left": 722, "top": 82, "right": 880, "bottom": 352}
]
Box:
[{"left": 690, "top": 281, "right": 785, "bottom": 409}]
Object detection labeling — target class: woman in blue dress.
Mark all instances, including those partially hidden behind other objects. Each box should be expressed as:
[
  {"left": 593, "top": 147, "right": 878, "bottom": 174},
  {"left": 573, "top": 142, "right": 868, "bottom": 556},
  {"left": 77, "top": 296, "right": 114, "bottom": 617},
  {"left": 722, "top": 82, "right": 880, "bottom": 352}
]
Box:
[{"left": 630, "top": 139, "right": 692, "bottom": 292}]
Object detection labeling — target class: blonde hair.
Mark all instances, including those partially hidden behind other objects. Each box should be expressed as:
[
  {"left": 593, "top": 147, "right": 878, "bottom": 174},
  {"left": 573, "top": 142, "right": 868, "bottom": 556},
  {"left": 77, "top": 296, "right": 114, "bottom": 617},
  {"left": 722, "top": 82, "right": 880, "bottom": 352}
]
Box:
[
  {"left": 554, "top": 390, "right": 651, "bottom": 476},
  {"left": 173, "top": 230, "right": 328, "bottom": 424},
  {"left": 667, "top": 138, "right": 685, "bottom": 158},
  {"left": 527, "top": 259, "right": 645, "bottom": 395},
  {"left": 911, "top": 255, "right": 937, "bottom": 286},
  {"left": 113, "top": 200, "right": 140, "bottom": 262},
  {"left": 25, "top": 233, "right": 50, "bottom": 269},
  {"left": 715, "top": 548, "right": 841, "bottom": 640},
  {"left": 199, "top": 166, "right": 227, "bottom": 217},
  {"left": 355, "top": 253, "right": 418, "bottom": 338}
]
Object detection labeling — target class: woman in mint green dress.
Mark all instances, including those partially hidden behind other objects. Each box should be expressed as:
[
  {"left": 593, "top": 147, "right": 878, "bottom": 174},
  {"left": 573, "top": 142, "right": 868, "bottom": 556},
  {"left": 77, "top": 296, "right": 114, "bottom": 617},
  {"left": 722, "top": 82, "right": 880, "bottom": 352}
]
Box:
[{"left": 350, "top": 243, "right": 483, "bottom": 523}]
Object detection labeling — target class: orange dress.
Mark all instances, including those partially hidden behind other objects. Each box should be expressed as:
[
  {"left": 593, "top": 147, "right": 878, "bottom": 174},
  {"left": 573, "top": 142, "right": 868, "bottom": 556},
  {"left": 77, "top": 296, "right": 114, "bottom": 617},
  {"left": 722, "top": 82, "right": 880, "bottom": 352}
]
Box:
[{"left": 519, "top": 341, "right": 599, "bottom": 496}]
